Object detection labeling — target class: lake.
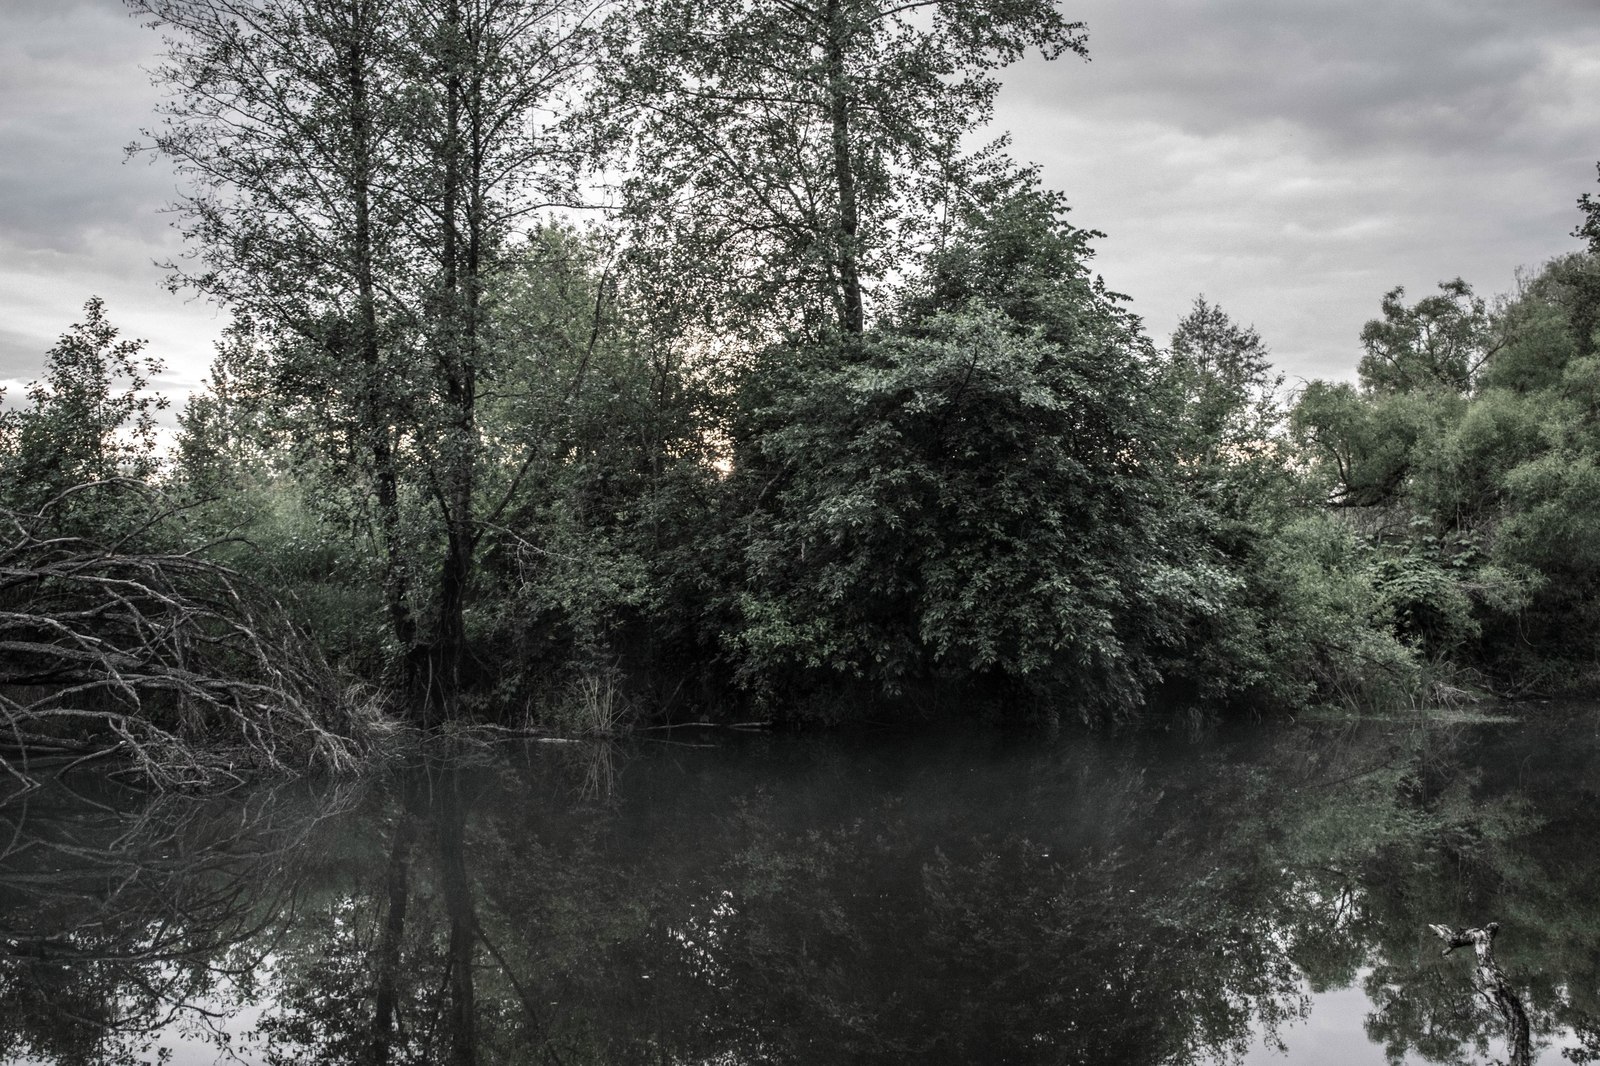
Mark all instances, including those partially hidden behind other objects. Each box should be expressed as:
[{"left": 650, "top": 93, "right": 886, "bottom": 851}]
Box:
[{"left": 2, "top": 706, "right": 1597, "bottom": 1064}]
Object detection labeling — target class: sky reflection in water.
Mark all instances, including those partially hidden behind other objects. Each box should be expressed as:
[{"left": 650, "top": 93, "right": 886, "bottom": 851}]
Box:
[{"left": 1, "top": 707, "right": 1598, "bottom": 1065}]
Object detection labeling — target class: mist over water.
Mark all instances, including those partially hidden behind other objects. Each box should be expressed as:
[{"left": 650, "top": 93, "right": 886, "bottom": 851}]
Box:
[{"left": 2, "top": 708, "right": 1597, "bottom": 1064}]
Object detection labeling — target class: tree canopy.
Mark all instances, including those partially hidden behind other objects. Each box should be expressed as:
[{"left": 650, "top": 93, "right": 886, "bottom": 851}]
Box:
[{"left": 4, "top": 1, "right": 1596, "bottom": 744}]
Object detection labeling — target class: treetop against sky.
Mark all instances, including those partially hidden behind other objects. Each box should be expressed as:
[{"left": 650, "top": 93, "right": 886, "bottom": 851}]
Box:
[{"left": 2, "top": 0, "right": 1597, "bottom": 406}]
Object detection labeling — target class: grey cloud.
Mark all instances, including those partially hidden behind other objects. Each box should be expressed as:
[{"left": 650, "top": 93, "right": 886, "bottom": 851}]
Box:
[
  {"left": 987, "top": 0, "right": 1600, "bottom": 381},
  {"left": 1008, "top": 0, "right": 1600, "bottom": 159},
  {"left": 0, "top": 0, "right": 177, "bottom": 254},
  {"left": 0, "top": 1, "right": 218, "bottom": 391},
  {"left": 0, "top": 325, "right": 52, "bottom": 385}
]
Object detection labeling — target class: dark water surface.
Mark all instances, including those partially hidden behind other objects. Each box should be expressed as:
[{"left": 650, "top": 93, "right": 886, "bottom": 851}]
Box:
[{"left": 3, "top": 708, "right": 1599, "bottom": 1065}]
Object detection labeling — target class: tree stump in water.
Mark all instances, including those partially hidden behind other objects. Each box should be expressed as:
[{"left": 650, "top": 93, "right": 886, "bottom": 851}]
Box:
[{"left": 1429, "top": 922, "right": 1530, "bottom": 1066}]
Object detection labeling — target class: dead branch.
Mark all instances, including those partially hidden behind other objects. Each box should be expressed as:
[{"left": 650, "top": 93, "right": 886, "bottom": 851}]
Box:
[{"left": 0, "top": 484, "right": 382, "bottom": 788}]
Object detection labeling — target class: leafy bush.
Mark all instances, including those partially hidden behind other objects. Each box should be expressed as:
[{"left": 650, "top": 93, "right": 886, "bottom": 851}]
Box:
[{"left": 718, "top": 190, "right": 1227, "bottom": 717}]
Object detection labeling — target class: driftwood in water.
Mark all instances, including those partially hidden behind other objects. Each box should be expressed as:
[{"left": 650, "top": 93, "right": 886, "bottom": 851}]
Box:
[{"left": 1429, "top": 921, "right": 1531, "bottom": 1066}]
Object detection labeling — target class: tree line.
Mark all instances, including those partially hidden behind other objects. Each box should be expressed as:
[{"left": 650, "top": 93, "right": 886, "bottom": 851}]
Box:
[{"left": 4, "top": 0, "right": 1600, "bottom": 755}]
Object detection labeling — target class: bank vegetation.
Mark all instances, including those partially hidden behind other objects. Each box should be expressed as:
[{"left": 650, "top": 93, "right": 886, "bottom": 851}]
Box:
[{"left": 6, "top": 0, "right": 1600, "bottom": 783}]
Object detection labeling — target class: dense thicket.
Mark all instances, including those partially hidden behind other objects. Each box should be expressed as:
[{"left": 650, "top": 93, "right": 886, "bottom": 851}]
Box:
[
  {"left": 0, "top": 306, "right": 372, "bottom": 783},
  {"left": 1290, "top": 252, "right": 1600, "bottom": 695},
  {"left": 5, "top": 1, "right": 1600, "bottom": 744}
]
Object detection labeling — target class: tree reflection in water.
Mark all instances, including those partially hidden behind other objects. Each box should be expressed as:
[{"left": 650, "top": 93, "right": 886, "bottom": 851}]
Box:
[
  {"left": 0, "top": 773, "right": 359, "bottom": 1063},
  {"left": 1, "top": 711, "right": 1598, "bottom": 1064}
]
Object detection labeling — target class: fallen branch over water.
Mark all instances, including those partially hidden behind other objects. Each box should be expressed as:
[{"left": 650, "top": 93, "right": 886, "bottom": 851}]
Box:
[{"left": 0, "top": 485, "right": 376, "bottom": 789}]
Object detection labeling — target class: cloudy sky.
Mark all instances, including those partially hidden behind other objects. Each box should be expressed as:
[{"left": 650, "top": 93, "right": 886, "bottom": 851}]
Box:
[{"left": 3, "top": 0, "right": 1599, "bottom": 410}]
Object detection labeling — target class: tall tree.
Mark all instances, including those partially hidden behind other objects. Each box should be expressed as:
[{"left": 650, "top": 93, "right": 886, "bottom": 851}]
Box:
[
  {"left": 608, "top": 0, "right": 1086, "bottom": 341},
  {"left": 1575, "top": 162, "right": 1600, "bottom": 254},
  {"left": 1167, "top": 296, "right": 1281, "bottom": 473},
  {"left": 1356, "top": 279, "right": 1500, "bottom": 396},
  {"left": 130, "top": 0, "right": 597, "bottom": 712},
  {"left": 722, "top": 187, "right": 1216, "bottom": 713},
  {"left": 0, "top": 298, "right": 167, "bottom": 517}
]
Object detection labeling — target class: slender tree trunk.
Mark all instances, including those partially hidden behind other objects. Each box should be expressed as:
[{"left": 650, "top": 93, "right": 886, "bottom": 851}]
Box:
[
  {"left": 427, "top": 0, "right": 476, "bottom": 718},
  {"left": 345, "top": 0, "right": 420, "bottom": 670},
  {"left": 1431, "top": 923, "right": 1531, "bottom": 1066},
  {"left": 824, "top": 0, "right": 863, "bottom": 336}
]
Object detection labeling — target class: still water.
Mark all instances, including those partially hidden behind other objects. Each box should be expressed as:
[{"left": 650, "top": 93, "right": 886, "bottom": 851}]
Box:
[{"left": 2, "top": 707, "right": 1598, "bottom": 1065}]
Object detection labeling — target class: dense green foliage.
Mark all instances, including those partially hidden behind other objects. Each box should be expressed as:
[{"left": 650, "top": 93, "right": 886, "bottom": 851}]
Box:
[
  {"left": 714, "top": 191, "right": 1218, "bottom": 716},
  {"left": 1289, "top": 256, "right": 1600, "bottom": 696},
  {"left": 7, "top": 1, "right": 1600, "bottom": 734},
  {"left": 0, "top": 298, "right": 167, "bottom": 530}
]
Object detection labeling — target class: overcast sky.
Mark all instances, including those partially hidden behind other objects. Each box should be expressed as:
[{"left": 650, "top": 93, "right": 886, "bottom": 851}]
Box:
[{"left": 4, "top": 0, "right": 1599, "bottom": 410}]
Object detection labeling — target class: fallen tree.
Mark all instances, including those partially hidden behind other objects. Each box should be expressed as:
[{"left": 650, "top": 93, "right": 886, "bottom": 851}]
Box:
[{"left": 0, "top": 483, "right": 380, "bottom": 789}]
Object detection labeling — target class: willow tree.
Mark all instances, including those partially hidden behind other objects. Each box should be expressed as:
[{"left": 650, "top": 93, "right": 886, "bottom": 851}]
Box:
[
  {"left": 129, "top": 0, "right": 598, "bottom": 713},
  {"left": 609, "top": 0, "right": 1087, "bottom": 340}
]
